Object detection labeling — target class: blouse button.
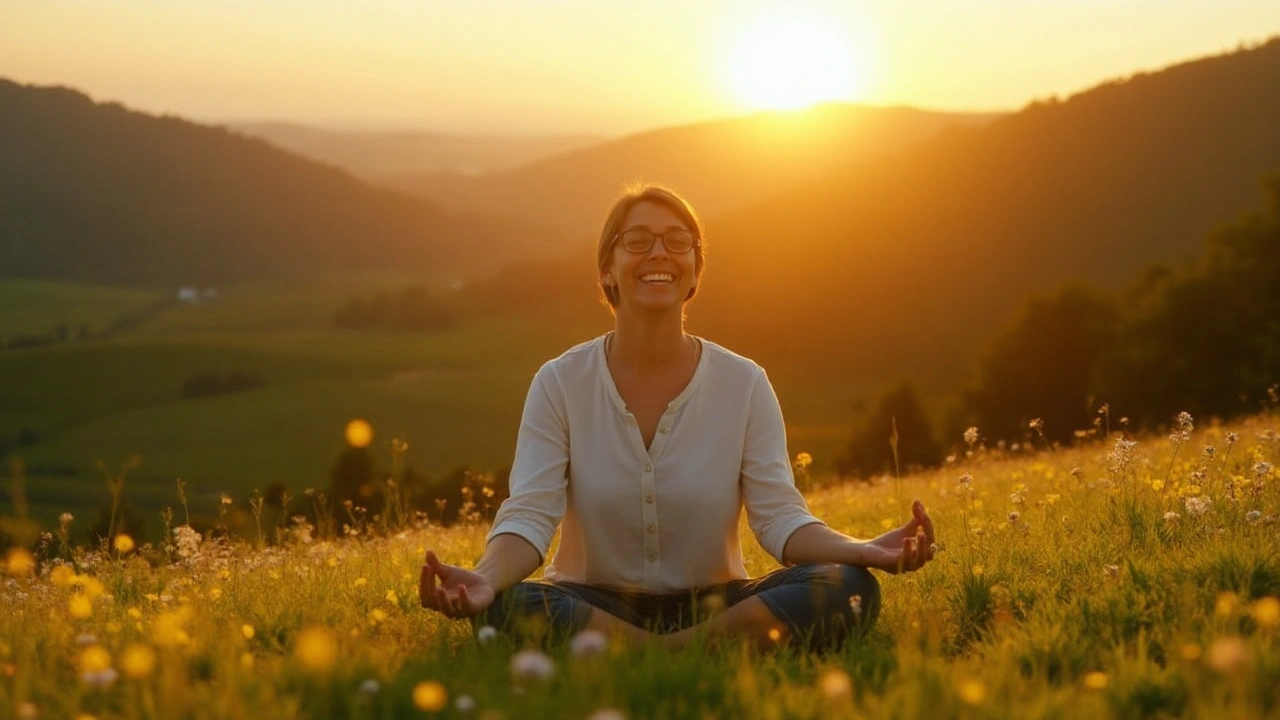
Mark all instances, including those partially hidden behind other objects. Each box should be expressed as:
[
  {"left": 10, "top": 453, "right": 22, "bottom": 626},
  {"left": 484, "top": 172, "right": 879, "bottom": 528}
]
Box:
[
  {"left": 644, "top": 494, "right": 654, "bottom": 504},
  {"left": 646, "top": 524, "right": 656, "bottom": 533},
  {"left": 659, "top": 427, "right": 669, "bottom": 435},
  {"left": 644, "top": 464, "right": 653, "bottom": 473},
  {"left": 647, "top": 552, "right": 658, "bottom": 562}
]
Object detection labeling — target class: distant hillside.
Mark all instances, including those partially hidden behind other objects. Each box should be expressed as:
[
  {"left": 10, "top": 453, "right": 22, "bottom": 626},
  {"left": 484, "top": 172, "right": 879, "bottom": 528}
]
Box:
[
  {"left": 229, "top": 122, "right": 600, "bottom": 182},
  {"left": 396, "top": 104, "right": 999, "bottom": 237},
  {"left": 694, "top": 37, "right": 1280, "bottom": 377},
  {"left": 0, "top": 81, "right": 550, "bottom": 285}
]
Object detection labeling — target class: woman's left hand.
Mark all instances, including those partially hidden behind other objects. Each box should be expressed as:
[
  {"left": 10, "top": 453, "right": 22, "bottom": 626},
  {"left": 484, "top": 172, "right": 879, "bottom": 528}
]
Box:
[{"left": 864, "top": 499, "right": 936, "bottom": 574}]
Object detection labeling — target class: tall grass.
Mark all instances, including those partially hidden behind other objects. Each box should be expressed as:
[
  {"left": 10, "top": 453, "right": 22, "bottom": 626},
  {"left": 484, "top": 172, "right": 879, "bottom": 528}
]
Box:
[{"left": 1, "top": 412, "right": 1277, "bottom": 719}]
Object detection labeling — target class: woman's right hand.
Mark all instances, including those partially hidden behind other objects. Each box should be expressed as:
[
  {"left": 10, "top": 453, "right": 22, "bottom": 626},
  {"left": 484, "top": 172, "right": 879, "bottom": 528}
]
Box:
[{"left": 419, "top": 550, "right": 496, "bottom": 619}]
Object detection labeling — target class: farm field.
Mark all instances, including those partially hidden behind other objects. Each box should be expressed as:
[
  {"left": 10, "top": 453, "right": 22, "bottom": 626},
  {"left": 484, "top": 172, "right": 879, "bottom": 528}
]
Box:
[
  {"left": 1, "top": 411, "right": 1276, "bottom": 719},
  {"left": 0, "top": 280, "right": 872, "bottom": 537}
]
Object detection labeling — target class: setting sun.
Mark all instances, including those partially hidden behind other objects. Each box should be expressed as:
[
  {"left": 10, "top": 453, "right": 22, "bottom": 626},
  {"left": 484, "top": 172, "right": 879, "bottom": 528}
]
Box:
[{"left": 724, "top": 5, "right": 872, "bottom": 111}]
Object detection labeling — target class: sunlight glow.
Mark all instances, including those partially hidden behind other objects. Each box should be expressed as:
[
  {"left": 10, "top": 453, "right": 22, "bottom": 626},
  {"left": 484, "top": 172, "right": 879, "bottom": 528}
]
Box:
[{"left": 725, "top": 5, "right": 871, "bottom": 111}]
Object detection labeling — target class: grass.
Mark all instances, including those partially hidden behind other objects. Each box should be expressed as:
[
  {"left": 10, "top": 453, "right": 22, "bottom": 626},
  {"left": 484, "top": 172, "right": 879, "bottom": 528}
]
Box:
[{"left": 1, "top": 411, "right": 1276, "bottom": 719}]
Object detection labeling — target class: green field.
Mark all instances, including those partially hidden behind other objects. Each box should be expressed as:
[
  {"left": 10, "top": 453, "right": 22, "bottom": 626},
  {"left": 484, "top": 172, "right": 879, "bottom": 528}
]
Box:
[
  {"left": 0, "top": 280, "right": 877, "bottom": 536},
  {"left": 1, "top": 413, "right": 1276, "bottom": 718}
]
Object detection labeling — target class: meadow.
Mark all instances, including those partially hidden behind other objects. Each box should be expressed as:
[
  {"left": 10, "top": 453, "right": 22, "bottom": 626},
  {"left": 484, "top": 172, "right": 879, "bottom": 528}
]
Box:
[
  {"left": 0, "top": 279, "right": 868, "bottom": 536},
  {"left": 1, "top": 409, "right": 1277, "bottom": 719}
]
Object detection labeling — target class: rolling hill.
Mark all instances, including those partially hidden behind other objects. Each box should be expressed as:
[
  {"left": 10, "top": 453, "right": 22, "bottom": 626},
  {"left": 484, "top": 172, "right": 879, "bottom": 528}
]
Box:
[
  {"left": 0, "top": 81, "right": 552, "bottom": 286},
  {"left": 394, "top": 104, "right": 999, "bottom": 237}
]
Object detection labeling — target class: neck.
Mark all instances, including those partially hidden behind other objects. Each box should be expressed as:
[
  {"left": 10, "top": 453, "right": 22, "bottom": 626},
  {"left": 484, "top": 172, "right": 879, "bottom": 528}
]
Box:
[{"left": 609, "top": 310, "right": 689, "bottom": 369}]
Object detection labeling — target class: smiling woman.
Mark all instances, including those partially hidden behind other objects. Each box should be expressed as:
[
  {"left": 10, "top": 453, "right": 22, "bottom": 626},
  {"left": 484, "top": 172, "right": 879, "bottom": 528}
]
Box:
[{"left": 723, "top": 4, "right": 875, "bottom": 111}]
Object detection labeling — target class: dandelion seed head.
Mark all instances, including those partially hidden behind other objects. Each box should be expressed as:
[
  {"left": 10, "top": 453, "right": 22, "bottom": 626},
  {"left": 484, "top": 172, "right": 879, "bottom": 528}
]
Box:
[
  {"left": 569, "top": 629, "right": 609, "bottom": 658},
  {"left": 510, "top": 649, "right": 555, "bottom": 681},
  {"left": 963, "top": 427, "right": 979, "bottom": 446},
  {"left": 1225, "top": 432, "right": 1238, "bottom": 445},
  {"left": 1185, "top": 496, "right": 1212, "bottom": 517},
  {"left": 476, "top": 625, "right": 498, "bottom": 644},
  {"left": 359, "top": 679, "right": 380, "bottom": 696},
  {"left": 454, "top": 694, "right": 476, "bottom": 712}
]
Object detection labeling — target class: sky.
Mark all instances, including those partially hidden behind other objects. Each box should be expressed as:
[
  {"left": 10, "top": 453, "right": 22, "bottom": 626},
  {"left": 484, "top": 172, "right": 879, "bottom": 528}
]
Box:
[{"left": 2, "top": 0, "right": 1278, "bottom": 136}]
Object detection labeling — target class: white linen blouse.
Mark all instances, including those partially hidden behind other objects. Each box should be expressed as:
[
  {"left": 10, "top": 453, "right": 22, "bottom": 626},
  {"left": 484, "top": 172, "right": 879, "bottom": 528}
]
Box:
[{"left": 486, "top": 334, "right": 823, "bottom": 592}]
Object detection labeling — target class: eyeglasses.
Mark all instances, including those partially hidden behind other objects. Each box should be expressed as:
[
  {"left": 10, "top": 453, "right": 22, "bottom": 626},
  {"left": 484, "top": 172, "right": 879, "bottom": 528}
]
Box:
[{"left": 612, "top": 228, "right": 699, "bottom": 254}]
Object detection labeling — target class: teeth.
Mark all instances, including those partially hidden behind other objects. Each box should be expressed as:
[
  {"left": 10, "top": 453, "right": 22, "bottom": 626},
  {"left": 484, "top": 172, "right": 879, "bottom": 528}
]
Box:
[{"left": 640, "top": 273, "right": 673, "bottom": 282}]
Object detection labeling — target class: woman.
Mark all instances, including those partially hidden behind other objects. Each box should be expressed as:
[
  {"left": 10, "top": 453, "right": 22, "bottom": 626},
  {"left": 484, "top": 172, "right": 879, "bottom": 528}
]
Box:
[{"left": 420, "top": 185, "right": 935, "bottom": 650}]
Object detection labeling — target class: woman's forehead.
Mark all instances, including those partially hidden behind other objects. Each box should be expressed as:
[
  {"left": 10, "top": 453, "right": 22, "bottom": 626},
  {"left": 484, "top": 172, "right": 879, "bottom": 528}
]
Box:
[{"left": 622, "top": 199, "right": 689, "bottom": 229}]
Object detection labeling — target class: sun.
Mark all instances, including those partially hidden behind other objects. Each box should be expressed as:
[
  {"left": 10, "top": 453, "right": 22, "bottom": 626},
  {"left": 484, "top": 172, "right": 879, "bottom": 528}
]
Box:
[{"left": 724, "top": 5, "right": 871, "bottom": 111}]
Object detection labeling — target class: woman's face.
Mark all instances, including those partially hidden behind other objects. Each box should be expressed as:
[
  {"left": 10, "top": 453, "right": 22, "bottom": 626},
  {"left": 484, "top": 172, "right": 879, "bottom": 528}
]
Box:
[{"left": 603, "top": 200, "right": 699, "bottom": 314}]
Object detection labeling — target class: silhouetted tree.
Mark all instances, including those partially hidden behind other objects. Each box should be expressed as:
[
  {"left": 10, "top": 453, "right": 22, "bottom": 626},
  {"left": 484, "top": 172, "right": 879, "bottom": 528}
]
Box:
[
  {"left": 328, "top": 447, "right": 379, "bottom": 521},
  {"left": 838, "top": 382, "right": 942, "bottom": 479},
  {"left": 963, "top": 284, "right": 1119, "bottom": 443}
]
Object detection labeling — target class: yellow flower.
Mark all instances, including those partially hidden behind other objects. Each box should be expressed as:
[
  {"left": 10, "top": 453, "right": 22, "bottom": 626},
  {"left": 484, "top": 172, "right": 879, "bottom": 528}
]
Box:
[
  {"left": 1180, "top": 643, "right": 1202, "bottom": 661},
  {"left": 352, "top": 577, "right": 367, "bottom": 588},
  {"left": 208, "top": 587, "right": 223, "bottom": 600},
  {"left": 1207, "top": 636, "right": 1248, "bottom": 672},
  {"left": 49, "top": 564, "right": 76, "bottom": 587},
  {"left": 294, "top": 626, "right": 338, "bottom": 673},
  {"left": 69, "top": 594, "right": 93, "bottom": 619},
  {"left": 971, "top": 566, "right": 985, "bottom": 578},
  {"left": 151, "top": 611, "right": 191, "bottom": 649},
  {"left": 1082, "top": 672, "right": 1109, "bottom": 690},
  {"left": 818, "top": 668, "right": 852, "bottom": 698},
  {"left": 113, "top": 534, "right": 135, "bottom": 554},
  {"left": 120, "top": 644, "right": 156, "bottom": 679},
  {"left": 369, "top": 609, "right": 388, "bottom": 624},
  {"left": 1252, "top": 597, "right": 1280, "bottom": 629},
  {"left": 73, "top": 576, "right": 106, "bottom": 599},
  {"left": 412, "top": 681, "right": 448, "bottom": 711},
  {"left": 345, "top": 419, "right": 374, "bottom": 448},
  {"left": 79, "top": 645, "right": 112, "bottom": 673},
  {"left": 4, "top": 548, "right": 35, "bottom": 577},
  {"left": 957, "top": 679, "right": 987, "bottom": 705},
  {"left": 127, "top": 608, "right": 143, "bottom": 620},
  {"left": 1215, "top": 592, "right": 1239, "bottom": 619},
  {"left": 241, "top": 624, "right": 255, "bottom": 640}
]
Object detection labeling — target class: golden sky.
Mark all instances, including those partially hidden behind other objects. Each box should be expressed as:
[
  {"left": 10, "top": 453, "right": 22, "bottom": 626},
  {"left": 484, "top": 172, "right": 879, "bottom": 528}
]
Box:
[{"left": 2, "top": 0, "right": 1277, "bottom": 135}]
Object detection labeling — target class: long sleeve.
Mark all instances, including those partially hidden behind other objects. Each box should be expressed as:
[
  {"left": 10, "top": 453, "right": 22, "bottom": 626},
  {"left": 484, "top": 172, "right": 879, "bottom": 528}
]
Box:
[
  {"left": 740, "top": 367, "right": 824, "bottom": 563},
  {"left": 486, "top": 362, "right": 570, "bottom": 562}
]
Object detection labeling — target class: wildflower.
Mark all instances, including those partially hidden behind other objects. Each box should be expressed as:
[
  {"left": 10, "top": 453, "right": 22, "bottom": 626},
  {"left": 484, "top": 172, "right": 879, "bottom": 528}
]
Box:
[
  {"left": 78, "top": 645, "right": 113, "bottom": 682},
  {"left": 1103, "top": 565, "right": 1120, "bottom": 578},
  {"left": 49, "top": 564, "right": 75, "bottom": 587},
  {"left": 510, "top": 649, "right": 555, "bottom": 681},
  {"left": 819, "top": 668, "right": 852, "bottom": 698},
  {"left": 294, "top": 626, "right": 338, "bottom": 673},
  {"left": 1070, "top": 467, "right": 1083, "bottom": 479},
  {"left": 454, "top": 694, "right": 476, "bottom": 712},
  {"left": 1185, "top": 496, "right": 1212, "bottom": 517},
  {"left": 849, "top": 594, "right": 863, "bottom": 616},
  {"left": 412, "top": 681, "right": 447, "bottom": 711},
  {"left": 172, "top": 526, "right": 202, "bottom": 559},
  {"left": 586, "top": 711, "right": 626, "bottom": 720},
  {"left": 1176, "top": 412, "right": 1193, "bottom": 432},
  {"left": 794, "top": 452, "right": 813, "bottom": 470},
  {"left": 1008, "top": 511, "right": 1021, "bottom": 523},
  {"left": 475, "top": 625, "right": 498, "bottom": 644},
  {"left": 1163, "top": 512, "right": 1179, "bottom": 521},
  {"left": 75, "top": 633, "right": 99, "bottom": 647},
  {"left": 1097, "top": 403, "right": 1110, "bottom": 415},
  {"left": 359, "top": 679, "right": 380, "bottom": 696},
  {"left": 352, "top": 577, "right": 367, "bottom": 588},
  {"left": 119, "top": 644, "right": 156, "bottom": 679},
  {"left": 964, "top": 427, "right": 979, "bottom": 445},
  {"left": 4, "top": 548, "right": 35, "bottom": 577},
  {"left": 1009, "top": 490, "right": 1025, "bottom": 505},
  {"left": 1082, "top": 671, "right": 1109, "bottom": 690},
  {"left": 1029, "top": 418, "right": 1044, "bottom": 432},
  {"left": 151, "top": 610, "right": 191, "bottom": 648},
  {"left": 957, "top": 678, "right": 987, "bottom": 705},
  {"left": 345, "top": 419, "right": 374, "bottom": 448},
  {"left": 1225, "top": 432, "right": 1238, "bottom": 445},
  {"left": 1252, "top": 597, "right": 1280, "bottom": 628},
  {"left": 69, "top": 594, "right": 93, "bottom": 619},
  {"left": 767, "top": 627, "right": 783, "bottom": 642},
  {"left": 1207, "top": 636, "right": 1248, "bottom": 672},
  {"left": 241, "top": 624, "right": 255, "bottom": 640},
  {"left": 958, "top": 473, "right": 973, "bottom": 488},
  {"left": 569, "top": 629, "right": 608, "bottom": 658},
  {"left": 82, "top": 667, "right": 118, "bottom": 689},
  {"left": 1255, "top": 461, "right": 1273, "bottom": 477},
  {"left": 220, "top": 494, "right": 232, "bottom": 507},
  {"left": 1247, "top": 510, "right": 1262, "bottom": 523}
]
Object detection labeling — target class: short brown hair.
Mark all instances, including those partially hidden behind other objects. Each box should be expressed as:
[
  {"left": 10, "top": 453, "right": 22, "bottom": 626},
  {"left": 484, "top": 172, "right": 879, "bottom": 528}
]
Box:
[{"left": 596, "top": 184, "right": 706, "bottom": 309}]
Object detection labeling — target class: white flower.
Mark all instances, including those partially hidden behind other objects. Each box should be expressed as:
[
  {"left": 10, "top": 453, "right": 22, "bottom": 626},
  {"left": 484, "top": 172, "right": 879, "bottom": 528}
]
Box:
[
  {"left": 1104, "top": 565, "right": 1120, "bottom": 577},
  {"left": 963, "top": 427, "right": 979, "bottom": 446},
  {"left": 1163, "top": 512, "right": 1180, "bottom": 521},
  {"left": 1175, "top": 412, "right": 1194, "bottom": 432},
  {"left": 569, "top": 629, "right": 609, "bottom": 658},
  {"left": 510, "top": 649, "right": 555, "bottom": 681},
  {"left": 74, "top": 633, "right": 99, "bottom": 647},
  {"left": 1008, "top": 511, "right": 1021, "bottom": 523},
  {"left": 475, "top": 625, "right": 498, "bottom": 644},
  {"left": 1225, "top": 432, "right": 1239, "bottom": 445},
  {"left": 586, "top": 710, "right": 627, "bottom": 720},
  {"left": 454, "top": 694, "right": 476, "bottom": 712},
  {"left": 1246, "top": 510, "right": 1262, "bottom": 523},
  {"left": 81, "top": 668, "right": 119, "bottom": 689},
  {"left": 1185, "top": 496, "right": 1212, "bottom": 517},
  {"left": 958, "top": 474, "right": 973, "bottom": 488},
  {"left": 358, "top": 679, "right": 380, "bottom": 695}
]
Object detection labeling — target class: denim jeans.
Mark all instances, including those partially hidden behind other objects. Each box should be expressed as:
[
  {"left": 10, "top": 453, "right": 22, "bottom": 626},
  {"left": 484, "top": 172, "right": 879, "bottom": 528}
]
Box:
[{"left": 474, "top": 563, "right": 880, "bottom": 650}]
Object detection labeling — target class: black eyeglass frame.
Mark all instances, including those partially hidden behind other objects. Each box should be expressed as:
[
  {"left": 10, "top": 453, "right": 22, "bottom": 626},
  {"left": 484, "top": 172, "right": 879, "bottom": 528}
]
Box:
[{"left": 610, "top": 228, "right": 701, "bottom": 255}]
